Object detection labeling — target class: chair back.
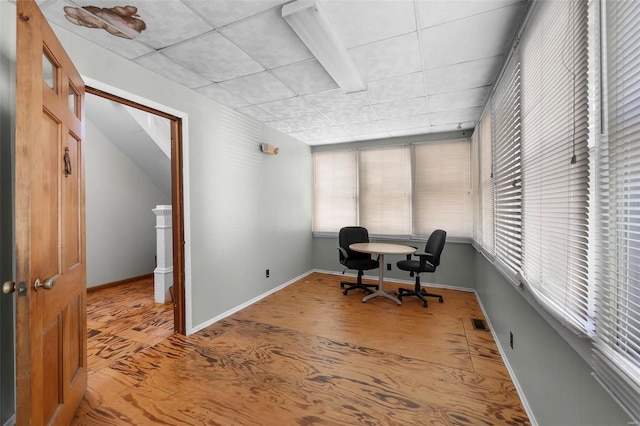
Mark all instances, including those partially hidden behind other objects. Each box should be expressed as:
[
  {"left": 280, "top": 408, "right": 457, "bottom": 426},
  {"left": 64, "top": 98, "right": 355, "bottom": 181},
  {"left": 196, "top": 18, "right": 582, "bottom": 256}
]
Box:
[
  {"left": 338, "top": 226, "right": 371, "bottom": 262},
  {"left": 424, "top": 229, "right": 447, "bottom": 267}
]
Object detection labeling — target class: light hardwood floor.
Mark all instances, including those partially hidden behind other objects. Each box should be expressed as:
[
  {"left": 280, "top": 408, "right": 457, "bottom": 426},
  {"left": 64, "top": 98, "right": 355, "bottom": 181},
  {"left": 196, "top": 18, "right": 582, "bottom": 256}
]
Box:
[{"left": 74, "top": 273, "right": 530, "bottom": 425}]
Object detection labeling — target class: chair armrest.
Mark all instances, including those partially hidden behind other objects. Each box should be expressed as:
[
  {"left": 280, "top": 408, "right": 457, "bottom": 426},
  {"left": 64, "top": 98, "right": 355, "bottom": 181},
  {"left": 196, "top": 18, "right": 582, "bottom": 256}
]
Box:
[
  {"left": 338, "top": 247, "right": 348, "bottom": 258},
  {"left": 415, "top": 252, "right": 434, "bottom": 270}
]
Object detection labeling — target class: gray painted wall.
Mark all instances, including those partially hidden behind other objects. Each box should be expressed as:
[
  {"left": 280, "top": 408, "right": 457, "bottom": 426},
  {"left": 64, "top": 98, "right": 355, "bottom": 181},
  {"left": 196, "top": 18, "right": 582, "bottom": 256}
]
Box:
[
  {"left": 0, "top": 1, "right": 15, "bottom": 423},
  {"left": 85, "top": 118, "right": 170, "bottom": 287},
  {"left": 474, "top": 252, "right": 630, "bottom": 426},
  {"left": 313, "top": 236, "right": 476, "bottom": 290},
  {"left": 46, "top": 19, "right": 313, "bottom": 329}
]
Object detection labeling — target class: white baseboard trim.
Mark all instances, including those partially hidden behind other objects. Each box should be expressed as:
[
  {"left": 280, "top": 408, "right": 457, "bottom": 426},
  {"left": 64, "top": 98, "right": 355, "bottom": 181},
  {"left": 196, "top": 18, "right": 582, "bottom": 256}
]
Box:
[
  {"left": 312, "top": 268, "right": 475, "bottom": 293},
  {"left": 189, "top": 270, "right": 314, "bottom": 334},
  {"left": 474, "top": 291, "right": 538, "bottom": 426},
  {"left": 3, "top": 413, "right": 16, "bottom": 426}
]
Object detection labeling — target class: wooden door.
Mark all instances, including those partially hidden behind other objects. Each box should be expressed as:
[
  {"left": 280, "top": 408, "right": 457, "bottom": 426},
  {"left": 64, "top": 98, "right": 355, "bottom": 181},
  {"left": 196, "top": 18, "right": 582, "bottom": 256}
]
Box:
[{"left": 15, "top": 1, "right": 87, "bottom": 424}]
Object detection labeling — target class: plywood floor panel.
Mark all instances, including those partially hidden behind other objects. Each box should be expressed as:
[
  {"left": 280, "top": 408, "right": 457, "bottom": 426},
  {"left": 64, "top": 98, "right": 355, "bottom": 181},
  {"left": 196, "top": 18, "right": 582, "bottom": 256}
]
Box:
[{"left": 74, "top": 273, "right": 529, "bottom": 425}]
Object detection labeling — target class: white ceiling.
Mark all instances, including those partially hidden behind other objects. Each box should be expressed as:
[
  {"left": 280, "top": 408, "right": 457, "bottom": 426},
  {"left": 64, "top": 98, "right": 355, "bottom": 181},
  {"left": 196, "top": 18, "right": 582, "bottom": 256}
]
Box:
[{"left": 39, "top": 0, "right": 528, "bottom": 146}]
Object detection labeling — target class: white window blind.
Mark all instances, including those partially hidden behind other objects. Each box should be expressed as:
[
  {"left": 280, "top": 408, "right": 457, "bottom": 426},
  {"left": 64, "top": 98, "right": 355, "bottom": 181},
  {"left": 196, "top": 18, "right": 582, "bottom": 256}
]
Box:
[
  {"left": 478, "top": 110, "right": 495, "bottom": 253},
  {"left": 492, "top": 53, "right": 522, "bottom": 273},
  {"left": 359, "top": 146, "right": 411, "bottom": 236},
  {"left": 312, "top": 150, "right": 357, "bottom": 232},
  {"left": 520, "top": 0, "right": 591, "bottom": 332},
  {"left": 472, "top": 129, "right": 481, "bottom": 244},
  {"left": 593, "top": 0, "right": 640, "bottom": 419},
  {"left": 414, "top": 140, "right": 472, "bottom": 239}
]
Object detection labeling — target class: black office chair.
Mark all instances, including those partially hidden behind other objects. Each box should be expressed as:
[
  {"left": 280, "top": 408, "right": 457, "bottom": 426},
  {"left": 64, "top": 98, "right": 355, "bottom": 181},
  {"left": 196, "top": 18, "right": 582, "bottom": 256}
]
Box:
[
  {"left": 338, "top": 226, "right": 379, "bottom": 295},
  {"left": 396, "top": 229, "right": 447, "bottom": 307}
]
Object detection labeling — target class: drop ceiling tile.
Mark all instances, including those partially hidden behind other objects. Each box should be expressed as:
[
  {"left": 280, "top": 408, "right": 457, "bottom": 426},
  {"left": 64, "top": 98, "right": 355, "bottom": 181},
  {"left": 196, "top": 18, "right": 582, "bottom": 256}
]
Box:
[
  {"left": 389, "top": 127, "right": 431, "bottom": 138},
  {"left": 349, "top": 33, "right": 422, "bottom": 82},
  {"left": 130, "top": 1, "right": 213, "bottom": 49},
  {"left": 372, "top": 97, "right": 429, "bottom": 119},
  {"left": 366, "top": 73, "right": 425, "bottom": 105},
  {"left": 271, "top": 60, "right": 338, "bottom": 95},
  {"left": 381, "top": 114, "right": 430, "bottom": 132},
  {"left": 278, "top": 113, "right": 336, "bottom": 132},
  {"left": 237, "top": 105, "right": 278, "bottom": 123},
  {"left": 320, "top": 0, "right": 416, "bottom": 48},
  {"left": 183, "top": 0, "right": 287, "bottom": 28},
  {"left": 288, "top": 126, "right": 351, "bottom": 142},
  {"left": 312, "top": 136, "right": 356, "bottom": 145},
  {"left": 421, "top": 5, "right": 521, "bottom": 69},
  {"left": 219, "top": 72, "right": 297, "bottom": 104},
  {"left": 426, "top": 56, "right": 503, "bottom": 95},
  {"left": 324, "top": 106, "right": 379, "bottom": 126},
  {"left": 64, "top": 0, "right": 214, "bottom": 49},
  {"left": 135, "top": 53, "right": 210, "bottom": 89},
  {"left": 352, "top": 132, "right": 392, "bottom": 141},
  {"left": 430, "top": 106, "right": 483, "bottom": 126},
  {"left": 41, "top": 0, "right": 155, "bottom": 59},
  {"left": 197, "top": 84, "right": 250, "bottom": 108},
  {"left": 418, "top": 0, "right": 524, "bottom": 29},
  {"left": 342, "top": 120, "right": 389, "bottom": 137},
  {"left": 266, "top": 120, "right": 296, "bottom": 134},
  {"left": 256, "top": 97, "right": 320, "bottom": 120},
  {"left": 428, "top": 86, "right": 491, "bottom": 113},
  {"left": 303, "top": 89, "right": 370, "bottom": 112},
  {"left": 163, "top": 32, "right": 263, "bottom": 82},
  {"left": 221, "top": 9, "right": 312, "bottom": 69}
]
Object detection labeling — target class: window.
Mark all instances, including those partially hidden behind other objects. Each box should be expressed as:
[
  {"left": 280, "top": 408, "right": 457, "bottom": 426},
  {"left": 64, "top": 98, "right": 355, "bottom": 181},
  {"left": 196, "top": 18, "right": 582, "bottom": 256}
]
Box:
[
  {"left": 593, "top": 0, "right": 640, "bottom": 419},
  {"left": 359, "top": 146, "right": 411, "bottom": 235},
  {"left": 519, "top": 0, "right": 591, "bottom": 333},
  {"left": 478, "top": 109, "right": 495, "bottom": 254},
  {"left": 312, "top": 150, "right": 356, "bottom": 232},
  {"left": 414, "top": 140, "right": 472, "bottom": 239},
  {"left": 312, "top": 140, "right": 473, "bottom": 239},
  {"left": 492, "top": 53, "right": 522, "bottom": 274}
]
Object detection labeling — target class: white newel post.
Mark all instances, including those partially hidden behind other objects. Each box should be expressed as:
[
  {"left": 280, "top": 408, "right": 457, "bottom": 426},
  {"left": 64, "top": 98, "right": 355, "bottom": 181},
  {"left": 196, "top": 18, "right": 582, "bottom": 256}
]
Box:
[{"left": 152, "top": 205, "right": 173, "bottom": 304}]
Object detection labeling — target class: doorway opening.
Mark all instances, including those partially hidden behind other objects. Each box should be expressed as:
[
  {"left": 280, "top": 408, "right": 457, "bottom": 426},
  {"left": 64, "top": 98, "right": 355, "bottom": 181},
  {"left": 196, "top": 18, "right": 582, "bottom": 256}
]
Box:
[{"left": 85, "top": 85, "right": 186, "bottom": 335}]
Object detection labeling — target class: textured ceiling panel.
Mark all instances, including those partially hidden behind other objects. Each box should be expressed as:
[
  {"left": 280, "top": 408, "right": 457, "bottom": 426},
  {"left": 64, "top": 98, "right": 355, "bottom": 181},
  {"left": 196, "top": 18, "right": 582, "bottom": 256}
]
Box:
[
  {"left": 428, "top": 86, "right": 491, "bottom": 112},
  {"left": 426, "top": 56, "right": 504, "bottom": 95},
  {"left": 135, "top": 53, "right": 210, "bottom": 88},
  {"left": 271, "top": 60, "right": 338, "bottom": 95},
  {"left": 372, "top": 97, "right": 429, "bottom": 118},
  {"left": 183, "top": 0, "right": 288, "bottom": 28},
  {"left": 221, "top": 9, "right": 313, "bottom": 69},
  {"left": 349, "top": 33, "right": 422, "bottom": 82},
  {"left": 366, "top": 72, "right": 425, "bottom": 105},
  {"left": 421, "top": 4, "right": 523, "bottom": 70},
  {"left": 320, "top": 0, "right": 417, "bottom": 49},
  {"left": 219, "top": 71, "right": 297, "bottom": 104},
  {"left": 256, "top": 97, "right": 320, "bottom": 120},
  {"left": 197, "top": 83, "right": 251, "bottom": 109},
  {"left": 303, "top": 89, "right": 370, "bottom": 112},
  {"left": 42, "top": 0, "right": 529, "bottom": 145},
  {"left": 163, "top": 32, "right": 264, "bottom": 82},
  {"left": 41, "top": 0, "right": 155, "bottom": 59},
  {"left": 324, "top": 106, "right": 380, "bottom": 126},
  {"left": 418, "top": 0, "right": 523, "bottom": 29}
]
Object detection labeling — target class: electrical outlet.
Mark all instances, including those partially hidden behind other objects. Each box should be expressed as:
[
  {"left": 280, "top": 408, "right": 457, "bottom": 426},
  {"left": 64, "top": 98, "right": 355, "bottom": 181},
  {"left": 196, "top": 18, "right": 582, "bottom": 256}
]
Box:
[
  {"left": 266, "top": 269, "right": 270, "bottom": 278},
  {"left": 387, "top": 263, "right": 392, "bottom": 271},
  {"left": 510, "top": 331, "right": 514, "bottom": 349}
]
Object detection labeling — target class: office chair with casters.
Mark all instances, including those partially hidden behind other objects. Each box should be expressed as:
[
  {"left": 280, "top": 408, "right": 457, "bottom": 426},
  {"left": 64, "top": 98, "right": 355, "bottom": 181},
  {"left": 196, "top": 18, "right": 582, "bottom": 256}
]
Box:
[
  {"left": 338, "top": 226, "right": 379, "bottom": 295},
  {"left": 396, "top": 229, "right": 447, "bottom": 307}
]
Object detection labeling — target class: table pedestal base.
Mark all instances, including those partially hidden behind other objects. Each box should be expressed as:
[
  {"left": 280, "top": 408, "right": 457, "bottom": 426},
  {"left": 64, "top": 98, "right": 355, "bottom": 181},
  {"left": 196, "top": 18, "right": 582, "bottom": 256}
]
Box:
[{"left": 361, "top": 253, "right": 402, "bottom": 305}]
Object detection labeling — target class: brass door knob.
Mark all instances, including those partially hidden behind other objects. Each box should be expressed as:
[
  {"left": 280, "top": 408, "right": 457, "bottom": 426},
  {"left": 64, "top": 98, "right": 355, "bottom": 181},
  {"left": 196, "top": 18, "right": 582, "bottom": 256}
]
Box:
[
  {"left": 34, "top": 277, "right": 56, "bottom": 291},
  {"left": 2, "top": 281, "right": 15, "bottom": 294}
]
